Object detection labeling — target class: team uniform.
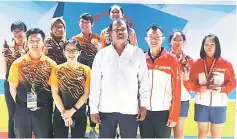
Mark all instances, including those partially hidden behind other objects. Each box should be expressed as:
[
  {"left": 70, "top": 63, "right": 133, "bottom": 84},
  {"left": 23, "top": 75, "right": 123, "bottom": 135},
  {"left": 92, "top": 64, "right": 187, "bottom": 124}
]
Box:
[
  {"left": 8, "top": 53, "right": 56, "bottom": 138},
  {"left": 2, "top": 41, "right": 26, "bottom": 138},
  {"left": 50, "top": 63, "right": 91, "bottom": 138},
  {"left": 139, "top": 47, "right": 181, "bottom": 138},
  {"left": 44, "top": 18, "right": 67, "bottom": 65},
  {"left": 171, "top": 51, "right": 194, "bottom": 117},
  {"left": 184, "top": 57, "right": 236, "bottom": 124}
]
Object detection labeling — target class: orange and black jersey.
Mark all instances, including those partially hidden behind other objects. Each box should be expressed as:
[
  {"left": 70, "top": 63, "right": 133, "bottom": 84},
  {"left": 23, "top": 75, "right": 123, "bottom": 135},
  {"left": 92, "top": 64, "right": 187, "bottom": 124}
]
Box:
[
  {"left": 8, "top": 53, "right": 57, "bottom": 107},
  {"left": 49, "top": 63, "right": 91, "bottom": 109},
  {"left": 3, "top": 41, "right": 26, "bottom": 79},
  {"left": 44, "top": 36, "right": 67, "bottom": 65},
  {"left": 72, "top": 33, "right": 103, "bottom": 68}
]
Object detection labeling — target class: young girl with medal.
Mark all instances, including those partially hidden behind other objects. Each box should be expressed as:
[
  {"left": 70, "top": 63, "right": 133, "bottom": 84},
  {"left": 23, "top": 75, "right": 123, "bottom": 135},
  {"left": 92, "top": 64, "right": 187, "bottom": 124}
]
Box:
[
  {"left": 49, "top": 39, "right": 91, "bottom": 138},
  {"left": 183, "top": 34, "right": 236, "bottom": 138},
  {"left": 169, "top": 30, "right": 193, "bottom": 138}
]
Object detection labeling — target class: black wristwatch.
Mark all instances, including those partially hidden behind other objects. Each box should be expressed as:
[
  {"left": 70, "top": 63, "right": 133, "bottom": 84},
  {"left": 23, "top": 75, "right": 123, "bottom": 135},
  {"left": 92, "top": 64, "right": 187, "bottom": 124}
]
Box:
[{"left": 72, "top": 106, "right": 78, "bottom": 111}]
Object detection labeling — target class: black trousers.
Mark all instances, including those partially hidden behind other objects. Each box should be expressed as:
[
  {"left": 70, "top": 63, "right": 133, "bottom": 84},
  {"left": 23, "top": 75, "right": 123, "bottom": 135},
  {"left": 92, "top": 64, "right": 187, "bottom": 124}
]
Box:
[
  {"left": 4, "top": 81, "right": 16, "bottom": 138},
  {"left": 53, "top": 106, "right": 87, "bottom": 138},
  {"left": 99, "top": 112, "right": 138, "bottom": 138},
  {"left": 139, "top": 110, "right": 171, "bottom": 138},
  {"left": 13, "top": 106, "right": 53, "bottom": 138}
]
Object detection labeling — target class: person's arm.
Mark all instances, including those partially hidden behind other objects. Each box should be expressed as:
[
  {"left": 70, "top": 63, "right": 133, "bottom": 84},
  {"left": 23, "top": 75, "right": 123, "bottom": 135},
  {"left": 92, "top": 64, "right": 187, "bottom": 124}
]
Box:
[
  {"left": 2, "top": 56, "right": 7, "bottom": 76},
  {"left": 183, "top": 60, "right": 203, "bottom": 92},
  {"left": 73, "top": 67, "right": 91, "bottom": 111},
  {"left": 43, "top": 40, "right": 49, "bottom": 55},
  {"left": 129, "top": 28, "right": 138, "bottom": 46},
  {"left": 89, "top": 51, "right": 103, "bottom": 114},
  {"left": 100, "top": 29, "right": 106, "bottom": 48},
  {"left": 48, "top": 62, "right": 65, "bottom": 113},
  {"left": 137, "top": 50, "right": 151, "bottom": 121},
  {"left": 48, "top": 65, "right": 66, "bottom": 113},
  {"left": 9, "top": 83, "right": 18, "bottom": 102},
  {"left": 2, "top": 41, "right": 11, "bottom": 75},
  {"left": 99, "top": 36, "right": 105, "bottom": 49},
  {"left": 137, "top": 51, "right": 150, "bottom": 109},
  {"left": 8, "top": 61, "right": 19, "bottom": 102},
  {"left": 221, "top": 61, "right": 236, "bottom": 94},
  {"left": 168, "top": 57, "right": 181, "bottom": 123},
  {"left": 51, "top": 86, "right": 65, "bottom": 113}
]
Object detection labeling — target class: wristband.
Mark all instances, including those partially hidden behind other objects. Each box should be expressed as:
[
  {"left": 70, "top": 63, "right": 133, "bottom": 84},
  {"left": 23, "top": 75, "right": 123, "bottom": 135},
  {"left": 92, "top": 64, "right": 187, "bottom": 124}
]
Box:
[{"left": 72, "top": 106, "right": 78, "bottom": 111}]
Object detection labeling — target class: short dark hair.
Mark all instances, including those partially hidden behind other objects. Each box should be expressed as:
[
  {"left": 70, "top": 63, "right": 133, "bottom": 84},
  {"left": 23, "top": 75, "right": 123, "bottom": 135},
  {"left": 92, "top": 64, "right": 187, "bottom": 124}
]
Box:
[
  {"left": 26, "top": 28, "right": 45, "bottom": 41},
  {"left": 169, "top": 29, "right": 186, "bottom": 43},
  {"left": 109, "top": 4, "right": 124, "bottom": 14},
  {"left": 64, "top": 39, "right": 81, "bottom": 51},
  {"left": 80, "top": 13, "right": 93, "bottom": 24},
  {"left": 200, "top": 34, "right": 221, "bottom": 59},
  {"left": 108, "top": 18, "right": 130, "bottom": 32},
  {"left": 146, "top": 24, "right": 164, "bottom": 36},
  {"left": 11, "top": 21, "right": 27, "bottom": 32}
]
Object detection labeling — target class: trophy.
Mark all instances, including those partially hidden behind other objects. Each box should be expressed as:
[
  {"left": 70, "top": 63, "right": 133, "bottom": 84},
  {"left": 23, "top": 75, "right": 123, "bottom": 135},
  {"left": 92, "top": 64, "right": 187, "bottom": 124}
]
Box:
[
  {"left": 206, "top": 73, "right": 218, "bottom": 90},
  {"left": 91, "top": 38, "right": 98, "bottom": 45},
  {"left": 104, "top": 32, "right": 112, "bottom": 46},
  {"left": 2, "top": 40, "right": 12, "bottom": 57},
  {"left": 180, "top": 55, "right": 190, "bottom": 72},
  {"left": 14, "top": 45, "right": 24, "bottom": 57},
  {"left": 91, "top": 38, "right": 102, "bottom": 50}
]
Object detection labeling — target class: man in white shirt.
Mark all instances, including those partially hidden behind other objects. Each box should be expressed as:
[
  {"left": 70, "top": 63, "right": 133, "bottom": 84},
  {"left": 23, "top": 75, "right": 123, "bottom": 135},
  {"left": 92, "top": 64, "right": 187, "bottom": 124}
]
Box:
[{"left": 89, "top": 18, "right": 150, "bottom": 138}]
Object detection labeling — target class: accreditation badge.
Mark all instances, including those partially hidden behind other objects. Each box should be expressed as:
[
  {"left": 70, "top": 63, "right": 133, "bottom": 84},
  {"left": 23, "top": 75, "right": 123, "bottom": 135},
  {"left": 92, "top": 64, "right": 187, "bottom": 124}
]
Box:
[{"left": 27, "top": 85, "right": 37, "bottom": 111}]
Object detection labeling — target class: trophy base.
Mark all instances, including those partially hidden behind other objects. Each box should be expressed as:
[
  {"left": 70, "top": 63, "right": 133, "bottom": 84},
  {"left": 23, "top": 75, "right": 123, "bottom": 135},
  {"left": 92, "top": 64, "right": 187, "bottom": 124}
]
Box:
[{"left": 207, "top": 84, "right": 219, "bottom": 90}]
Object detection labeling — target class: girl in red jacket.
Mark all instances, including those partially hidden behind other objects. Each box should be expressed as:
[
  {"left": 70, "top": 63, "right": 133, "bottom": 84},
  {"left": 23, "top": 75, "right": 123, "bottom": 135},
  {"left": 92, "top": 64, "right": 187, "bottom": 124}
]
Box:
[
  {"left": 183, "top": 34, "right": 236, "bottom": 138},
  {"left": 169, "top": 30, "right": 193, "bottom": 138}
]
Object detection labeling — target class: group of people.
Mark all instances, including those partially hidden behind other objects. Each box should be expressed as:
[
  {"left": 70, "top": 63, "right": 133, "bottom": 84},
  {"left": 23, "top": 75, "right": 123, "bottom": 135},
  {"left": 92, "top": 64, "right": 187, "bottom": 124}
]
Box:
[{"left": 2, "top": 4, "right": 236, "bottom": 139}]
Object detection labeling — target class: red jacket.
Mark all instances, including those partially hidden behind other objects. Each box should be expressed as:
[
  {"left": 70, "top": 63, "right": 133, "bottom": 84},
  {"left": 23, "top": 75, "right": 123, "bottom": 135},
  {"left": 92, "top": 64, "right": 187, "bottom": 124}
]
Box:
[
  {"left": 184, "top": 57, "right": 236, "bottom": 106},
  {"left": 146, "top": 48, "right": 181, "bottom": 122}
]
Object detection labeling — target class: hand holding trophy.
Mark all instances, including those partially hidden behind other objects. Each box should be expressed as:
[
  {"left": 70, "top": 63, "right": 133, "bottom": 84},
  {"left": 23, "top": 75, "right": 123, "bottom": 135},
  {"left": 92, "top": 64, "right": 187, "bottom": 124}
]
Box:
[
  {"left": 180, "top": 55, "right": 190, "bottom": 73},
  {"left": 91, "top": 38, "right": 102, "bottom": 50},
  {"left": 2, "top": 40, "right": 12, "bottom": 57},
  {"left": 206, "top": 73, "right": 219, "bottom": 91}
]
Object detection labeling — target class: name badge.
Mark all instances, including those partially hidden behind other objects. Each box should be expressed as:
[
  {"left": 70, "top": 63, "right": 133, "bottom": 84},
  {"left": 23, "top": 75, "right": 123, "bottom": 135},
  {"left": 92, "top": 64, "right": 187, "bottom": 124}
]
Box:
[{"left": 27, "top": 91, "right": 37, "bottom": 111}]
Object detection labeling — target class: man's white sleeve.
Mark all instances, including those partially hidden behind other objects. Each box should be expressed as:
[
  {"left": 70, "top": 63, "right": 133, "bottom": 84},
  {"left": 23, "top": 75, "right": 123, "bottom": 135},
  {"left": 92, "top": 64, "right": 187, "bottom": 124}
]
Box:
[
  {"left": 89, "top": 51, "right": 102, "bottom": 114},
  {"left": 138, "top": 50, "right": 151, "bottom": 110}
]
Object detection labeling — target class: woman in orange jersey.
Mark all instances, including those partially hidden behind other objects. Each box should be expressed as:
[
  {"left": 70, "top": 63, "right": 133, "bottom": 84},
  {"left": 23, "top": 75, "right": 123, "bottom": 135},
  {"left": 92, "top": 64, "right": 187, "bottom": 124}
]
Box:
[
  {"left": 183, "top": 34, "right": 236, "bottom": 138},
  {"left": 169, "top": 30, "right": 193, "bottom": 138},
  {"left": 1, "top": 21, "right": 27, "bottom": 138},
  {"left": 49, "top": 40, "right": 91, "bottom": 138},
  {"left": 44, "top": 17, "right": 67, "bottom": 65}
]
